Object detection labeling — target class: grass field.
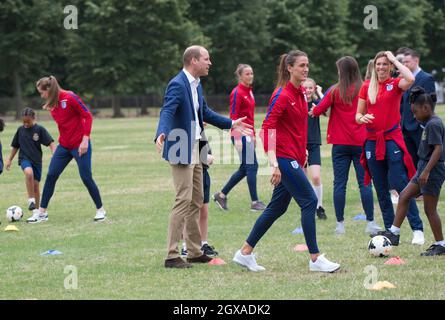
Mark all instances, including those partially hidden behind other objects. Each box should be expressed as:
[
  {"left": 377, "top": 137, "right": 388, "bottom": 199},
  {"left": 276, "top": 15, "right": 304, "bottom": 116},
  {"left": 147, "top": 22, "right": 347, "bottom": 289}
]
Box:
[{"left": 0, "top": 107, "right": 445, "bottom": 300}]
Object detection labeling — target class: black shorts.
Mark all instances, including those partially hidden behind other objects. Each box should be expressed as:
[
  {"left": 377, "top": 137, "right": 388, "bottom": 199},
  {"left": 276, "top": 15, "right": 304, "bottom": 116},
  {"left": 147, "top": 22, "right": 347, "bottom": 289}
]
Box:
[
  {"left": 411, "top": 160, "right": 445, "bottom": 197},
  {"left": 307, "top": 143, "right": 321, "bottom": 166},
  {"left": 203, "top": 168, "right": 211, "bottom": 204}
]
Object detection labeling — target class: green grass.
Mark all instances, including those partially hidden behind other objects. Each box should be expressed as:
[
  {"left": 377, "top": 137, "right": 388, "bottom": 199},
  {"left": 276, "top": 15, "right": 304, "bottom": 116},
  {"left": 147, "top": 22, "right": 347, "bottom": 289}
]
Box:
[{"left": 0, "top": 106, "right": 445, "bottom": 300}]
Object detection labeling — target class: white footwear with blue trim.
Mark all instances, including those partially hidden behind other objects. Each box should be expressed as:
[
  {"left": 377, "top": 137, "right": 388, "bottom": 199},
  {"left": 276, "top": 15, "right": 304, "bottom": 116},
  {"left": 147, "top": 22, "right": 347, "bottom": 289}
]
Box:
[{"left": 27, "top": 209, "right": 48, "bottom": 224}]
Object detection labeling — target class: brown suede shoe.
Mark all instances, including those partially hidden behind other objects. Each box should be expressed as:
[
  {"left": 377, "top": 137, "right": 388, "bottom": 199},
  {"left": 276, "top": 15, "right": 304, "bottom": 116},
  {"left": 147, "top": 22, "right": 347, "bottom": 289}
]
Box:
[
  {"left": 187, "top": 254, "right": 213, "bottom": 263},
  {"left": 164, "top": 257, "right": 193, "bottom": 268}
]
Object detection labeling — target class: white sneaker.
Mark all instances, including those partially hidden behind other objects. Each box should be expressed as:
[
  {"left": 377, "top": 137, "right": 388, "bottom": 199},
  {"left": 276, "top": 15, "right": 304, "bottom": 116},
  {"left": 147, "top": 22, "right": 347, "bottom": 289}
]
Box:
[
  {"left": 335, "top": 222, "right": 345, "bottom": 235},
  {"left": 365, "top": 220, "right": 383, "bottom": 234},
  {"left": 412, "top": 230, "right": 425, "bottom": 245},
  {"left": 309, "top": 254, "right": 340, "bottom": 273},
  {"left": 233, "top": 250, "right": 265, "bottom": 272},
  {"left": 26, "top": 210, "right": 48, "bottom": 224},
  {"left": 94, "top": 209, "right": 107, "bottom": 222}
]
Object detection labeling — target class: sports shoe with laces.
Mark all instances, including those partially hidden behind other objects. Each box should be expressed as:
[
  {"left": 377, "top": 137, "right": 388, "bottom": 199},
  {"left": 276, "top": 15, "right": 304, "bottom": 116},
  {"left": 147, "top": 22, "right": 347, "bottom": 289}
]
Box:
[
  {"left": 212, "top": 192, "right": 228, "bottom": 211},
  {"left": 201, "top": 243, "right": 218, "bottom": 256},
  {"left": 233, "top": 249, "right": 265, "bottom": 272},
  {"left": 309, "top": 254, "right": 340, "bottom": 273},
  {"left": 365, "top": 220, "right": 383, "bottom": 234},
  {"left": 251, "top": 201, "right": 267, "bottom": 212},
  {"left": 412, "top": 230, "right": 425, "bottom": 245},
  {"left": 94, "top": 209, "right": 107, "bottom": 222},
  {"left": 316, "top": 206, "right": 327, "bottom": 220},
  {"left": 27, "top": 210, "right": 48, "bottom": 224},
  {"left": 420, "top": 244, "right": 445, "bottom": 256},
  {"left": 180, "top": 248, "right": 188, "bottom": 256},
  {"left": 372, "top": 230, "right": 400, "bottom": 246}
]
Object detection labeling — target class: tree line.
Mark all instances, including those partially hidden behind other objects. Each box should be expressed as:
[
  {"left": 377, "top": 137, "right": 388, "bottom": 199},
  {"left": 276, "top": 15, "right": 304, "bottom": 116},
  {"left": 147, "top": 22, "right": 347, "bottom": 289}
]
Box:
[{"left": 1, "top": 0, "right": 444, "bottom": 118}]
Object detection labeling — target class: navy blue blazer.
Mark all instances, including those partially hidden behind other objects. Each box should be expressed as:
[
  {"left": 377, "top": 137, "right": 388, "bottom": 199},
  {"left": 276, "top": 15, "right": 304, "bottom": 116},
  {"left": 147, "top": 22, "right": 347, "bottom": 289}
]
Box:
[
  {"left": 401, "top": 70, "right": 435, "bottom": 132},
  {"left": 155, "top": 71, "right": 232, "bottom": 164}
]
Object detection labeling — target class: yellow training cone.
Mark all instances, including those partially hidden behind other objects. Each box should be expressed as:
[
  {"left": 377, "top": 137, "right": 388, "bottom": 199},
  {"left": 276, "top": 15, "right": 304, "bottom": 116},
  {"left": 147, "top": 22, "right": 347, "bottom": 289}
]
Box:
[
  {"left": 369, "top": 281, "right": 397, "bottom": 291},
  {"left": 4, "top": 225, "right": 19, "bottom": 232}
]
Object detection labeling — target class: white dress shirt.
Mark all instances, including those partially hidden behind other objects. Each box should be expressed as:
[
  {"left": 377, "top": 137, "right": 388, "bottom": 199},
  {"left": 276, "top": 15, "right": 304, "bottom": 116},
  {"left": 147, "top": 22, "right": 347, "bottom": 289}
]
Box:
[{"left": 183, "top": 68, "right": 202, "bottom": 140}]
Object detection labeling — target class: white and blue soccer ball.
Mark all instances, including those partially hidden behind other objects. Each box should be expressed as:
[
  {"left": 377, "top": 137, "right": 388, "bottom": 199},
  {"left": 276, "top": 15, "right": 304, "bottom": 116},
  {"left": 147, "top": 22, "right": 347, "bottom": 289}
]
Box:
[
  {"left": 368, "top": 235, "right": 392, "bottom": 257},
  {"left": 6, "top": 206, "right": 23, "bottom": 222}
]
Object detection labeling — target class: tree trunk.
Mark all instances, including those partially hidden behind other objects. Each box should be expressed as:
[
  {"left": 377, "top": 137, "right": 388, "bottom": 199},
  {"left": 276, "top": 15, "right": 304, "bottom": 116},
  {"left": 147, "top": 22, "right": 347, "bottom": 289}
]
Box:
[
  {"left": 140, "top": 96, "right": 148, "bottom": 116},
  {"left": 13, "top": 70, "right": 23, "bottom": 120},
  {"left": 111, "top": 95, "right": 124, "bottom": 118}
]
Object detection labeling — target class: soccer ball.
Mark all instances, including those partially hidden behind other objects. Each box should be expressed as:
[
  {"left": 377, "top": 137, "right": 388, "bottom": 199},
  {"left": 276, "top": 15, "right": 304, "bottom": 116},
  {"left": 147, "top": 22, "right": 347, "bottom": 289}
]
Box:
[
  {"left": 368, "top": 235, "right": 392, "bottom": 257},
  {"left": 6, "top": 206, "right": 23, "bottom": 222}
]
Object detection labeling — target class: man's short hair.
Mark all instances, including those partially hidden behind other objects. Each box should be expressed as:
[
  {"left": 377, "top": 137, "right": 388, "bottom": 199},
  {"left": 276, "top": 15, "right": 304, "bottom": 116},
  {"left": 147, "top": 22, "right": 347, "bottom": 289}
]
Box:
[
  {"left": 183, "top": 46, "right": 205, "bottom": 66},
  {"left": 404, "top": 48, "right": 420, "bottom": 59},
  {"left": 395, "top": 47, "right": 411, "bottom": 56}
]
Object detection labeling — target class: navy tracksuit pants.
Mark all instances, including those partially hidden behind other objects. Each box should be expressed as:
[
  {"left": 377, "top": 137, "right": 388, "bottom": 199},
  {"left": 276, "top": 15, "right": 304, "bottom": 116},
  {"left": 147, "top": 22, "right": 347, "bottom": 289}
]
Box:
[{"left": 246, "top": 157, "right": 319, "bottom": 254}]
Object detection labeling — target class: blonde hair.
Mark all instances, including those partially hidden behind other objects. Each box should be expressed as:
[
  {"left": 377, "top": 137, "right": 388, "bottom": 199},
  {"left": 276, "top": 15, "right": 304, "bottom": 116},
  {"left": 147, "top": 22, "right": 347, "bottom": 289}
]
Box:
[
  {"left": 303, "top": 78, "right": 319, "bottom": 101},
  {"left": 368, "top": 52, "right": 389, "bottom": 104},
  {"left": 234, "top": 64, "right": 252, "bottom": 80},
  {"left": 36, "top": 76, "right": 61, "bottom": 109},
  {"left": 365, "top": 59, "right": 374, "bottom": 80}
]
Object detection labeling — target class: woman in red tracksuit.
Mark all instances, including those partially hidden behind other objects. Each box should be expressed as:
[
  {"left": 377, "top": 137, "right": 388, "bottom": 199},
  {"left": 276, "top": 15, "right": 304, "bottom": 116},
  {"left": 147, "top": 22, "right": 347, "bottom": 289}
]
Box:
[
  {"left": 232, "top": 50, "right": 340, "bottom": 273},
  {"left": 28, "top": 76, "right": 106, "bottom": 224},
  {"left": 213, "top": 64, "right": 266, "bottom": 212},
  {"left": 356, "top": 51, "right": 424, "bottom": 244},
  {"left": 310, "top": 56, "right": 380, "bottom": 235}
]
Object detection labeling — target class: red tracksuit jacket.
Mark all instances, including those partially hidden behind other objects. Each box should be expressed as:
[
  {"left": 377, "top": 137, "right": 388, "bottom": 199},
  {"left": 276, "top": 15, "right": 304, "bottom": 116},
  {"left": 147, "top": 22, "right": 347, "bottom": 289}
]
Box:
[
  {"left": 51, "top": 90, "right": 93, "bottom": 150},
  {"left": 260, "top": 81, "right": 308, "bottom": 166},
  {"left": 358, "top": 78, "right": 416, "bottom": 185}
]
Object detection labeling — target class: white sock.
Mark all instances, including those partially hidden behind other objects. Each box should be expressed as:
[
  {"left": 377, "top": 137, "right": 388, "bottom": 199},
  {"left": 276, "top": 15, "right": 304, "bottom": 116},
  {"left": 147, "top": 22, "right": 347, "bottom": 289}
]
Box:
[
  {"left": 28, "top": 198, "right": 35, "bottom": 204},
  {"left": 313, "top": 185, "right": 323, "bottom": 208},
  {"left": 390, "top": 225, "right": 401, "bottom": 235},
  {"left": 201, "top": 241, "right": 208, "bottom": 246},
  {"left": 182, "top": 242, "right": 187, "bottom": 250},
  {"left": 434, "top": 240, "right": 445, "bottom": 247}
]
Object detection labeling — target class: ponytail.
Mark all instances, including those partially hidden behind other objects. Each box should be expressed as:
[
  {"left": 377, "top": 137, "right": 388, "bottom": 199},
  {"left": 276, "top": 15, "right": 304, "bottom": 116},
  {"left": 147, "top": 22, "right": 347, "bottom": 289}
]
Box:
[
  {"left": 0, "top": 118, "right": 5, "bottom": 132},
  {"left": 275, "top": 50, "right": 308, "bottom": 89},
  {"left": 36, "top": 75, "right": 61, "bottom": 109}
]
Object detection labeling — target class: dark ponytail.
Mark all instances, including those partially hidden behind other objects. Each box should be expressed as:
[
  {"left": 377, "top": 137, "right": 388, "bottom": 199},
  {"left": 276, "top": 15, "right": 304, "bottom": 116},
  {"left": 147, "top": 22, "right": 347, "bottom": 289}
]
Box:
[
  {"left": 0, "top": 118, "right": 5, "bottom": 132},
  {"left": 409, "top": 86, "right": 437, "bottom": 110},
  {"left": 275, "top": 50, "right": 308, "bottom": 89}
]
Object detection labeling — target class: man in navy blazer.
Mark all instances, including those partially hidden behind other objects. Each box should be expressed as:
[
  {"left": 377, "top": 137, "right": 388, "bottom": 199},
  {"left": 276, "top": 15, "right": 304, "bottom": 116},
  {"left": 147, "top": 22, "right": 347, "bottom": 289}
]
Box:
[
  {"left": 400, "top": 49, "right": 436, "bottom": 167},
  {"left": 155, "top": 45, "right": 252, "bottom": 268}
]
